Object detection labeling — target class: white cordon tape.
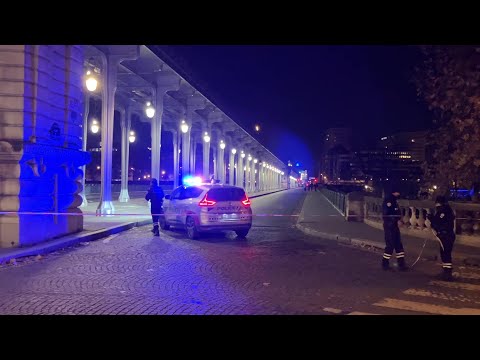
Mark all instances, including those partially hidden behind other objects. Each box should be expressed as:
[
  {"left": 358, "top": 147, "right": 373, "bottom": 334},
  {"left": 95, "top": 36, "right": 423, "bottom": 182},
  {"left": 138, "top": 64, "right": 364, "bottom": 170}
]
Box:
[
  {"left": 410, "top": 230, "right": 445, "bottom": 268},
  {"left": 410, "top": 238, "right": 428, "bottom": 268},
  {"left": 0, "top": 211, "right": 475, "bottom": 220}
]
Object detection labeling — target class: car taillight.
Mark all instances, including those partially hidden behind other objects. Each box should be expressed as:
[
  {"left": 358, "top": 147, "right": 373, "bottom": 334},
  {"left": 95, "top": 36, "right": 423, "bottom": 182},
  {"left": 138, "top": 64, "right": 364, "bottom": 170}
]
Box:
[
  {"left": 241, "top": 195, "right": 251, "bottom": 206},
  {"left": 198, "top": 194, "right": 216, "bottom": 207}
]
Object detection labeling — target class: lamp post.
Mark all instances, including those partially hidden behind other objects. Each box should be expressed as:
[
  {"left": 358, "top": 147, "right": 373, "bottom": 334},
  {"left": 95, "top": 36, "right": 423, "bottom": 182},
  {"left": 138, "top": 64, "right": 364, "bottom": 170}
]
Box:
[
  {"left": 247, "top": 154, "right": 253, "bottom": 192},
  {"left": 128, "top": 130, "right": 136, "bottom": 143},
  {"left": 203, "top": 131, "right": 210, "bottom": 180},
  {"left": 180, "top": 120, "right": 190, "bottom": 183},
  {"left": 218, "top": 140, "right": 226, "bottom": 183},
  {"left": 85, "top": 70, "right": 98, "bottom": 92},
  {"left": 238, "top": 151, "right": 245, "bottom": 188},
  {"left": 229, "top": 148, "right": 236, "bottom": 185},
  {"left": 253, "top": 158, "right": 258, "bottom": 192},
  {"left": 80, "top": 68, "right": 100, "bottom": 207},
  {"left": 90, "top": 119, "right": 100, "bottom": 134},
  {"left": 145, "top": 101, "right": 155, "bottom": 119}
]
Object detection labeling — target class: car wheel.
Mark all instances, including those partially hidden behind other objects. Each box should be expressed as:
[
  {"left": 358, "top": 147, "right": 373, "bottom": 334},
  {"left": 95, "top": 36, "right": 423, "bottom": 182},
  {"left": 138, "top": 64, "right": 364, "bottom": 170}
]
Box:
[
  {"left": 159, "top": 216, "right": 170, "bottom": 231},
  {"left": 186, "top": 216, "right": 199, "bottom": 240},
  {"left": 235, "top": 229, "right": 249, "bottom": 238}
]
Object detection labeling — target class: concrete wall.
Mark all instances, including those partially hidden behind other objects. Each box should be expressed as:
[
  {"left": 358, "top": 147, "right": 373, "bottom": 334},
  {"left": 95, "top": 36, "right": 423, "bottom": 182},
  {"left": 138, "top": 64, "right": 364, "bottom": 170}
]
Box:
[
  {"left": 0, "top": 45, "right": 90, "bottom": 248},
  {"left": 345, "top": 191, "right": 364, "bottom": 222}
]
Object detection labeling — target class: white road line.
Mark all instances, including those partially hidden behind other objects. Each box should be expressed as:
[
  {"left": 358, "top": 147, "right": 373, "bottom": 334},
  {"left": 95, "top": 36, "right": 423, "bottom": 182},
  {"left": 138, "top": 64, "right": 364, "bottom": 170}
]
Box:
[
  {"left": 323, "top": 307, "right": 343, "bottom": 314},
  {"left": 403, "top": 288, "right": 480, "bottom": 304},
  {"left": 374, "top": 298, "right": 480, "bottom": 315},
  {"left": 347, "top": 311, "right": 379, "bottom": 315},
  {"left": 429, "top": 281, "right": 480, "bottom": 292}
]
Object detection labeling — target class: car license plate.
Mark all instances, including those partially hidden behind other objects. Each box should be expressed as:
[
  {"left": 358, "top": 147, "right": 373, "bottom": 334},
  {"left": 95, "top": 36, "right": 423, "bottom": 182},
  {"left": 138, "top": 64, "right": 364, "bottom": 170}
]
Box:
[{"left": 223, "top": 214, "right": 238, "bottom": 220}]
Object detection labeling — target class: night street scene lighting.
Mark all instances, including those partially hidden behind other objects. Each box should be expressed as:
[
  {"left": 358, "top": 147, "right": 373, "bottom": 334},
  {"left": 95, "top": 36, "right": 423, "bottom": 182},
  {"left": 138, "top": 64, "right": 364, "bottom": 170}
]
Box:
[{"left": 1, "top": 44, "right": 479, "bottom": 317}]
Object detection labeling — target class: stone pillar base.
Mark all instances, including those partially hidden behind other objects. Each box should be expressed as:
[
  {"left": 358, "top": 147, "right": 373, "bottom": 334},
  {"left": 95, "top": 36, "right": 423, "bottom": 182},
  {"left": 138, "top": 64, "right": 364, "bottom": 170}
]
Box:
[
  {"left": 118, "top": 189, "right": 130, "bottom": 203},
  {"left": 80, "top": 193, "right": 88, "bottom": 207},
  {"left": 0, "top": 209, "right": 83, "bottom": 248},
  {"left": 96, "top": 201, "right": 115, "bottom": 216}
]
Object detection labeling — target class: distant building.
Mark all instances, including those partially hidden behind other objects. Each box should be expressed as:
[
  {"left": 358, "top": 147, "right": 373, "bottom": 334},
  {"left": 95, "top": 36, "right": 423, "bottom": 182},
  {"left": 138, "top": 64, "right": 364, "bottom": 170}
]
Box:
[
  {"left": 299, "top": 170, "right": 308, "bottom": 183},
  {"left": 324, "top": 128, "right": 353, "bottom": 152},
  {"left": 377, "top": 131, "right": 428, "bottom": 162},
  {"left": 322, "top": 145, "right": 353, "bottom": 182},
  {"left": 319, "top": 128, "right": 354, "bottom": 182},
  {"left": 318, "top": 129, "right": 428, "bottom": 197}
]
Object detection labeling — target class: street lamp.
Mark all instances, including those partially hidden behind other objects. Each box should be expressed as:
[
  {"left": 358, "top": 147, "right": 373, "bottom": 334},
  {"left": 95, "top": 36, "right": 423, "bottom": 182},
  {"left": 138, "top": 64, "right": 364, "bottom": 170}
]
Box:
[
  {"left": 253, "top": 159, "right": 258, "bottom": 164},
  {"left": 248, "top": 155, "right": 252, "bottom": 161},
  {"left": 231, "top": 148, "right": 237, "bottom": 155},
  {"left": 203, "top": 132, "right": 210, "bottom": 143},
  {"left": 145, "top": 102, "right": 155, "bottom": 118},
  {"left": 263, "top": 162, "right": 266, "bottom": 167},
  {"left": 128, "top": 131, "right": 136, "bottom": 143},
  {"left": 90, "top": 119, "right": 99, "bottom": 134},
  {"left": 241, "top": 152, "right": 246, "bottom": 159},
  {"left": 255, "top": 124, "right": 260, "bottom": 132},
  {"left": 220, "top": 140, "right": 226, "bottom": 150},
  {"left": 85, "top": 70, "right": 98, "bottom": 92},
  {"left": 180, "top": 120, "right": 189, "bottom": 134}
]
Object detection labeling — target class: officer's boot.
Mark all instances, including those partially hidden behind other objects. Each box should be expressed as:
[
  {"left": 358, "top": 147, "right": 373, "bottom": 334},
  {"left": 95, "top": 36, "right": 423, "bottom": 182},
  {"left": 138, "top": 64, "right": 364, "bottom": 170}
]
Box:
[
  {"left": 441, "top": 268, "right": 453, "bottom": 282},
  {"left": 382, "top": 258, "right": 390, "bottom": 271},
  {"left": 397, "top": 257, "right": 408, "bottom": 271},
  {"left": 153, "top": 225, "right": 160, "bottom": 237}
]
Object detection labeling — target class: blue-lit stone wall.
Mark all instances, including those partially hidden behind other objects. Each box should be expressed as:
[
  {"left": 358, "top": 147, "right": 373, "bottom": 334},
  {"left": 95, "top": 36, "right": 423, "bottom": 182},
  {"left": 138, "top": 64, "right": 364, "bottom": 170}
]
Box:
[{"left": 0, "top": 45, "right": 90, "bottom": 248}]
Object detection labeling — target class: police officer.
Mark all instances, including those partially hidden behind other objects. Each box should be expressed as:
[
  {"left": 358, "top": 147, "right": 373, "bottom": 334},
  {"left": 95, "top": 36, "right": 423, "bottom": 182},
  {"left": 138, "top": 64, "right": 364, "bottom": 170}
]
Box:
[
  {"left": 382, "top": 184, "right": 407, "bottom": 271},
  {"left": 145, "top": 178, "right": 165, "bottom": 237},
  {"left": 427, "top": 195, "right": 455, "bottom": 281}
]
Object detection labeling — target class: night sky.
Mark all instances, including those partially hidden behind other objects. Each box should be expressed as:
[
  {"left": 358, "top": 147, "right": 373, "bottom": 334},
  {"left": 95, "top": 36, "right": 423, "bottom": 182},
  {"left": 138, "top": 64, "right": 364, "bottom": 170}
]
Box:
[{"left": 154, "top": 45, "right": 433, "bottom": 175}]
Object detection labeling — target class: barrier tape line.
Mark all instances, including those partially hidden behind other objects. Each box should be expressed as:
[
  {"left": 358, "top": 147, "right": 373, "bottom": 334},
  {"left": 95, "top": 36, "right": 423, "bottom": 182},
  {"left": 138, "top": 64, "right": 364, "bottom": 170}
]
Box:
[{"left": 0, "top": 211, "right": 476, "bottom": 221}]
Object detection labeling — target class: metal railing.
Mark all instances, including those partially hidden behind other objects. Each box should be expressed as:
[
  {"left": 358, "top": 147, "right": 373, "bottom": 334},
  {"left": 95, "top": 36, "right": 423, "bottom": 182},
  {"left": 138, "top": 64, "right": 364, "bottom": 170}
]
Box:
[{"left": 321, "top": 188, "right": 346, "bottom": 216}]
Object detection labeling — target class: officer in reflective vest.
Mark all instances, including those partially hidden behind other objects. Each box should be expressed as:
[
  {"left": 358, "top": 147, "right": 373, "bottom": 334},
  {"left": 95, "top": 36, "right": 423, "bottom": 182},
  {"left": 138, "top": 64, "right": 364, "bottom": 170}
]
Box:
[
  {"left": 145, "top": 178, "right": 165, "bottom": 237},
  {"left": 382, "top": 185, "right": 407, "bottom": 271},
  {"left": 428, "top": 195, "right": 455, "bottom": 281}
]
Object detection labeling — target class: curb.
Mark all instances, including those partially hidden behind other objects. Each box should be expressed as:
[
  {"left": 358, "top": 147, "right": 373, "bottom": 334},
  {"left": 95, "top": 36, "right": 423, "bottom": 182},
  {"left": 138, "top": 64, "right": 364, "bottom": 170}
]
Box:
[
  {"left": 0, "top": 219, "right": 150, "bottom": 264},
  {"left": 296, "top": 222, "right": 352, "bottom": 244},
  {"left": 296, "top": 222, "right": 480, "bottom": 267}
]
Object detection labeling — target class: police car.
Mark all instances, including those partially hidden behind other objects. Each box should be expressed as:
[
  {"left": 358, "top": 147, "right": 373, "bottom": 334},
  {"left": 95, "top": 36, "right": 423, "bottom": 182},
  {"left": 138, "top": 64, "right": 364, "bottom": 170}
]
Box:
[{"left": 160, "top": 183, "right": 253, "bottom": 240}]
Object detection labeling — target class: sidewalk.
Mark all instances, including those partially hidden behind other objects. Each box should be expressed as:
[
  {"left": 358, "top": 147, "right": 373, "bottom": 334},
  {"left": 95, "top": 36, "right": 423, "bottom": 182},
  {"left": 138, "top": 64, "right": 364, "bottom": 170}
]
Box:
[
  {"left": 0, "top": 188, "right": 287, "bottom": 263},
  {"left": 296, "top": 192, "right": 480, "bottom": 266}
]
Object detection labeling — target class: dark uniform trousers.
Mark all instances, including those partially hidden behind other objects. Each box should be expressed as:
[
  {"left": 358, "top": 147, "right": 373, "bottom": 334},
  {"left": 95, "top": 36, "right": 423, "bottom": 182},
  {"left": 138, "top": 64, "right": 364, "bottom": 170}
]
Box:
[
  {"left": 383, "top": 224, "right": 405, "bottom": 263},
  {"left": 151, "top": 208, "right": 163, "bottom": 227},
  {"left": 437, "top": 231, "right": 455, "bottom": 270}
]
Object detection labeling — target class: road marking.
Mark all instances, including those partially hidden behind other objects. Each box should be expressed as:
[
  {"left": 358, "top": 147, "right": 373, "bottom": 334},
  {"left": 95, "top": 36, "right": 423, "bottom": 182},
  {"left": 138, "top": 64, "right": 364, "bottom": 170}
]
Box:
[
  {"left": 374, "top": 298, "right": 480, "bottom": 315},
  {"left": 429, "top": 281, "right": 480, "bottom": 292},
  {"left": 323, "top": 307, "right": 343, "bottom": 314},
  {"left": 403, "top": 288, "right": 480, "bottom": 304},
  {"left": 347, "top": 311, "right": 379, "bottom": 315}
]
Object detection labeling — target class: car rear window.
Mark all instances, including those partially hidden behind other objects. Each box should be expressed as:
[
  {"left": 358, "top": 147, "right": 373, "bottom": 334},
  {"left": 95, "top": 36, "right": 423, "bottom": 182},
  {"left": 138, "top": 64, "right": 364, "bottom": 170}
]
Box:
[
  {"left": 183, "top": 187, "right": 204, "bottom": 199},
  {"left": 207, "top": 188, "right": 246, "bottom": 201}
]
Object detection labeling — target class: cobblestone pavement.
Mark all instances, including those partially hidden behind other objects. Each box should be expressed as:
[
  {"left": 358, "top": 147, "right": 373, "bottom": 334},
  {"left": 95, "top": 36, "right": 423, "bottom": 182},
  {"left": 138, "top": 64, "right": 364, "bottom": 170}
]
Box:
[{"left": 1, "top": 190, "right": 480, "bottom": 315}]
